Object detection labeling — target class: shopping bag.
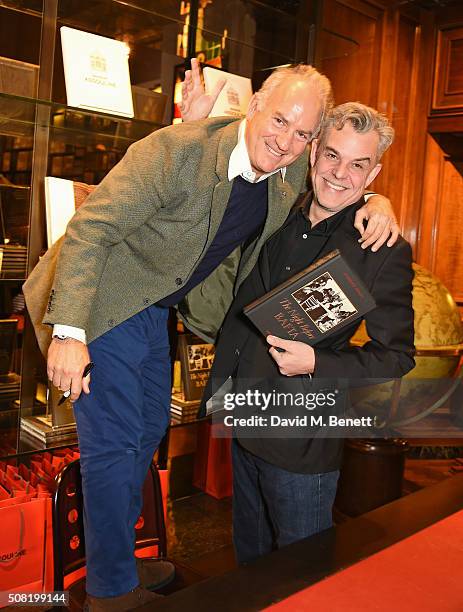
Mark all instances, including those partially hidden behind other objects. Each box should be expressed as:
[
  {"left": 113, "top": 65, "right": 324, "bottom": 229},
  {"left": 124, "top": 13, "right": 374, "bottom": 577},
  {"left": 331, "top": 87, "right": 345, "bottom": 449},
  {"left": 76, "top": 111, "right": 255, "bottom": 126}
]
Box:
[
  {"left": 0, "top": 497, "right": 48, "bottom": 595},
  {"left": 158, "top": 469, "right": 168, "bottom": 523}
]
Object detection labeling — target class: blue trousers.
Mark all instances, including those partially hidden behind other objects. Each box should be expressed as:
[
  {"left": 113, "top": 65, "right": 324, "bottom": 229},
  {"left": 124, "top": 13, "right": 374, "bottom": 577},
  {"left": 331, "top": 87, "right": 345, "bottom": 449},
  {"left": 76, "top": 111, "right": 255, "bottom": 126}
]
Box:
[
  {"left": 73, "top": 305, "right": 171, "bottom": 597},
  {"left": 232, "top": 440, "right": 339, "bottom": 564}
]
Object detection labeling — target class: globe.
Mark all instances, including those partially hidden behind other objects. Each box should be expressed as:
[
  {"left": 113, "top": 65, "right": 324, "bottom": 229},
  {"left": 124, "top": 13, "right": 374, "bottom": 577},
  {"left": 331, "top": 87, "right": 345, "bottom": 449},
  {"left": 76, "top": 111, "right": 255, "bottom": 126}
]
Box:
[{"left": 349, "top": 264, "right": 463, "bottom": 433}]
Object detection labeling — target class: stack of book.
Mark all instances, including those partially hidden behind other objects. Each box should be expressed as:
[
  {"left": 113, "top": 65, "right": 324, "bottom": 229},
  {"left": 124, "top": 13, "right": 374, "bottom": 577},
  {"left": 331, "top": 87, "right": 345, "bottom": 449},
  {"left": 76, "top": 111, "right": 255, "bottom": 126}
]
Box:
[
  {"left": 0, "top": 244, "right": 27, "bottom": 278},
  {"left": 171, "top": 392, "right": 200, "bottom": 425}
]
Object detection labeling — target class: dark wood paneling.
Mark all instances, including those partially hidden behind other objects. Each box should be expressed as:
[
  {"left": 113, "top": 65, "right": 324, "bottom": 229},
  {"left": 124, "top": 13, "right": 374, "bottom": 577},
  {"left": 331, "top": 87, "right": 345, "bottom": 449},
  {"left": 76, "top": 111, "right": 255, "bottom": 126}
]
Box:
[
  {"left": 418, "top": 133, "right": 463, "bottom": 309},
  {"left": 417, "top": 134, "right": 443, "bottom": 271},
  {"left": 433, "top": 157, "right": 463, "bottom": 304},
  {"left": 448, "top": 38, "right": 463, "bottom": 92},
  {"left": 316, "top": 1, "right": 435, "bottom": 254},
  {"left": 429, "top": 114, "right": 463, "bottom": 132},
  {"left": 317, "top": 0, "right": 384, "bottom": 107},
  {"left": 0, "top": 7, "right": 41, "bottom": 65},
  {"left": 420, "top": 136, "right": 463, "bottom": 305},
  {"left": 419, "top": 7, "right": 463, "bottom": 312},
  {"left": 375, "top": 13, "right": 420, "bottom": 243}
]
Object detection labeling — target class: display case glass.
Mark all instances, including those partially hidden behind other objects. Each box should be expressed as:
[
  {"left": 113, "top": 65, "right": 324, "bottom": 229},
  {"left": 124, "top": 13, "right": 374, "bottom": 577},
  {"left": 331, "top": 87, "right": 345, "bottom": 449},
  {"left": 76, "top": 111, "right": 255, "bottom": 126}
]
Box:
[
  {"left": 0, "top": 0, "right": 310, "bottom": 459},
  {"left": 0, "top": 0, "right": 180, "bottom": 457},
  {"left": 195, "top": 0, "right": 300, "bottom": 80}
]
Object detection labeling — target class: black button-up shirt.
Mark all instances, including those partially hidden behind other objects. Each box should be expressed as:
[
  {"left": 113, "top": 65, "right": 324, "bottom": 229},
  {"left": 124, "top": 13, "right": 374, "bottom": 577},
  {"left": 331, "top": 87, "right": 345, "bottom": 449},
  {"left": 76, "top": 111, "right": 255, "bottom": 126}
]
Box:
[{"left": 268, "top": 199, "right": 355, "bottom": 288}]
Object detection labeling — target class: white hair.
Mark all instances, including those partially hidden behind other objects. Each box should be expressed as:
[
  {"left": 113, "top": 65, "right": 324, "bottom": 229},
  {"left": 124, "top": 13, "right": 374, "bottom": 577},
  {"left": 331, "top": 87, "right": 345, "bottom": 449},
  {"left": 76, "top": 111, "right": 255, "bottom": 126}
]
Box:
[
  {"left": 321, "top": 102, "right": 395, "bottom": 160},
  {"left": 253, "top": 64, "right": 334, "bottom": 139}
]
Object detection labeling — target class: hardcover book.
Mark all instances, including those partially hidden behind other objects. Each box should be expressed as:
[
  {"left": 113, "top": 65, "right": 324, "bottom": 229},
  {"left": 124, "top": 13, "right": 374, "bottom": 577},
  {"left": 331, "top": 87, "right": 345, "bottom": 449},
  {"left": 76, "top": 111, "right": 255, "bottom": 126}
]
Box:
[
  {"left": 170, "top": 392, "right": 200, "bottom": 424},
  {"left": 44, "top": 177, "right": 76, "bottom": 247},
  {"left": 44, "top": 178, "right": 95, "bottom": 247},
  {"left": 244, "top": 250, "right": 376, "bottom": 346},
  {"left": 171, "top": 392, "right": 201, "bottom": 411},
  {"left": 177, "top": 333, "right": 215, "bottom": 401},
  {"left": 131, "top": 86, "right": 167, "bottom": 123},
  {"left": 203, "top": 67, "right": 252, "bottom": 118},
  {"left": 60, "top": 26, "right": 134, "bottom": 118}
]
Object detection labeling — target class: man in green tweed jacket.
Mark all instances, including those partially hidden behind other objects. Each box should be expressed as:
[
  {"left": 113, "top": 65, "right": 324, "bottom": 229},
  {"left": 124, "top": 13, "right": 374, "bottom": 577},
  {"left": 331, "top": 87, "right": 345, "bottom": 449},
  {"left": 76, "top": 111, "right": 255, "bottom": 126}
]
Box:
[{"left": 24, "top": 63, "right": 397, "bottom": 611}]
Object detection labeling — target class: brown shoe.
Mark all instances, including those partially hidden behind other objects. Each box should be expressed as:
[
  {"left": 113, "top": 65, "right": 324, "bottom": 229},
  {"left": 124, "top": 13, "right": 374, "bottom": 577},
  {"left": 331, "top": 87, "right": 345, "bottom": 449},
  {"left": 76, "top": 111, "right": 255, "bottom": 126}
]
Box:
[
  {"left": 136, "top": 557, "right": 175, "bottom": 590},
  {"left": 84, "top": 586, "right": 162, "bottom": 611}
]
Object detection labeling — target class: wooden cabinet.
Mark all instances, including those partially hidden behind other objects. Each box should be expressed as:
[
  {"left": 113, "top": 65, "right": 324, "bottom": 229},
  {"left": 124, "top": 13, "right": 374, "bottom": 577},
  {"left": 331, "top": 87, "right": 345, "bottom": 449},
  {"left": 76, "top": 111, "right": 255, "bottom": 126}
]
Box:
[
  {"left": 432, "top": 25, "right": 463, "bottom": 113},
  {"left": 420, "top": 8, "right": 463, "bottom": 312},
  {"left": 0, "top": 0, "right": 314, "bottom": 460},
  {"left": 0, "top": 1, "right": 187, "bottom": 458}
]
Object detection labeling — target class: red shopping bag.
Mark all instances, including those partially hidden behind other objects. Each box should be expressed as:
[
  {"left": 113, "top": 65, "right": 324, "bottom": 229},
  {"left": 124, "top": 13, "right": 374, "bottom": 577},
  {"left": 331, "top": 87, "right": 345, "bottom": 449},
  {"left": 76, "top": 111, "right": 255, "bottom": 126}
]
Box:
[
  {"left": 158, "top": 469, "right": 168, "bottom": 523},
  {"left": 193, "top": 421, "right": 232, "bottom": 499},
  {"left": 0, "top": 497, "right": 48, "bottom": 596}
]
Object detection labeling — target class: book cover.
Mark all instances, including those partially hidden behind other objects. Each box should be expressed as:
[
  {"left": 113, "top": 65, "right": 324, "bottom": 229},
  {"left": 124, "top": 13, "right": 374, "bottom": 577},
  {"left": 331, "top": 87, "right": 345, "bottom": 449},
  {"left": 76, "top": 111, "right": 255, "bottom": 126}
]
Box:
[
  {"left": 60, "top": 26, "right": 134, "bottom": 118},
  {"left": 44, "top": 177, "right": 76, "bottom": 247},
  {"left": 44, "top": 178, "right": 95, "bottom": 247},
  {"left": 203, "top": 66, "right": 252, "bottom": 118},
  {"left": 244, "top": 250, "right": 376, "bottom": 346},
  {"left": 177, "top": 333, "right": 215, "bottom": 401},
  {"left": 131, "top": 86, "right": 167, "bottom": 123},
  {"left": 47, "top": 384, "right": 75, "bottom": 428}
]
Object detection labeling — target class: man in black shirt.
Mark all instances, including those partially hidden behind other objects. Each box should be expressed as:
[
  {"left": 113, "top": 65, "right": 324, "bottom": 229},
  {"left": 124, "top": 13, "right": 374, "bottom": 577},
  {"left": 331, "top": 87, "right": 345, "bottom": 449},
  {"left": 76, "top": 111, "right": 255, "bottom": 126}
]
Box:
[{"left": 203, "top": 102, "right": 415, "bottom": 564}]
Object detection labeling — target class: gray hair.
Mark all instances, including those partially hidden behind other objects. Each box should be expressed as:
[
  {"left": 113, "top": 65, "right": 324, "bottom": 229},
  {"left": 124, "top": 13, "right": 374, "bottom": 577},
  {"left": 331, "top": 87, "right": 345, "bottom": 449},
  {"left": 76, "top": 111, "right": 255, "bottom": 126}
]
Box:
[
  {"left": 321, "top": 102, "right": 395, "bottom": 160},
  {"left": 254, "top": 64, "right": 334, "bottom": 139}
]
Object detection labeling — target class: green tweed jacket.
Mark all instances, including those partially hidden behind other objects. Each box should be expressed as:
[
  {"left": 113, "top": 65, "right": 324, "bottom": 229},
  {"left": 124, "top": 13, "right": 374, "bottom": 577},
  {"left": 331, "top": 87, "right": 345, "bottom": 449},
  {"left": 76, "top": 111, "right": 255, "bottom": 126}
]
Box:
[{"left": 23, "top": 117, "right": 308, "bottom": 355}]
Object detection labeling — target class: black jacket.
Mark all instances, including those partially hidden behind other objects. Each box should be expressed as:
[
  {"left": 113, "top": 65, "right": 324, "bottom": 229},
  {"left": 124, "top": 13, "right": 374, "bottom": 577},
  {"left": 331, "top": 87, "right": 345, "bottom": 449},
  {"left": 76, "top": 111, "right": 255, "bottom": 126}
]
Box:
[{"left": 200, "top": 196, "right": 415, "bottom": 472}]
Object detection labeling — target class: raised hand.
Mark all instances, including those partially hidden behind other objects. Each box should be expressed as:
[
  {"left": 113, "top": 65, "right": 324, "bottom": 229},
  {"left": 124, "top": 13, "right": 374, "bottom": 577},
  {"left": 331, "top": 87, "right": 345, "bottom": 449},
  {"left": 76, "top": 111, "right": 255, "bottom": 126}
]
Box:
[{"left": 179, "top": 58, "right": 226, "bottom": 122}]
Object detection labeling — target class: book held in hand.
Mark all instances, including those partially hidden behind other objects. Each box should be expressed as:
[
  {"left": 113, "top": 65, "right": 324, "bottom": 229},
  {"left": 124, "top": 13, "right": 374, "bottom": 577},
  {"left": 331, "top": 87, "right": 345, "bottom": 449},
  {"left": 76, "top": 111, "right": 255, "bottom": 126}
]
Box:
[{"left": 244, "top": 250, "right": 376, "bottom": 346}]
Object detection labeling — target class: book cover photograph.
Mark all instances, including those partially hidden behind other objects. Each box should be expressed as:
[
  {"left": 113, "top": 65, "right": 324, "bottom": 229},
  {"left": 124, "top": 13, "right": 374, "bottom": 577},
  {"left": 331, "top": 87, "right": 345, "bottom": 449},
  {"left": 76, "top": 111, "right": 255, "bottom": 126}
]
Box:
[
  {"left": 177, "top": 333, "right": 215, "bottom": 401},
  {"left": 244, "top": 250, "right": 376, "bottom": 346},
  {"left": 291, "top": 271, "right": 359, "bottom": 333}
]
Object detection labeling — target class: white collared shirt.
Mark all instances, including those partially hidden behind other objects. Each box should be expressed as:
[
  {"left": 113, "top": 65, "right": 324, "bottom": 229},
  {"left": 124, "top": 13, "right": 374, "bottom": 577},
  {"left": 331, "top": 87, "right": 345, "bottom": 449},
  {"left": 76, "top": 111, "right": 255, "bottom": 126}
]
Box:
[{"left": 228, "top": 120, "right": 286, "bottom": 184}]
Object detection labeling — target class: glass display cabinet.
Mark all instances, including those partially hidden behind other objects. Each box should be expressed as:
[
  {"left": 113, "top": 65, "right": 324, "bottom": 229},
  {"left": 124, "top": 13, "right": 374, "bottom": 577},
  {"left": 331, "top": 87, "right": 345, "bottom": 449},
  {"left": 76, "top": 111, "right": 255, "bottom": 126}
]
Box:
[{"left": 0, "top": 0, "right": 309, "bottom": 459}]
